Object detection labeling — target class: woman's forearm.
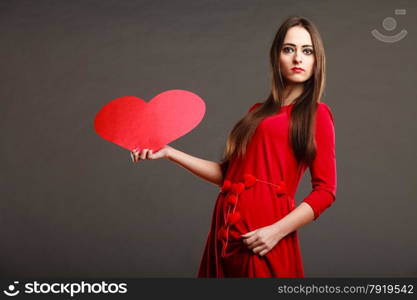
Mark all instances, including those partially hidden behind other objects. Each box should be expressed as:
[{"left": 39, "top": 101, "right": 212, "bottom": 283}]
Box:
[
  {"left": 166, "top": 147, "right": 223, "bottom": 187},
  {"left": 273, "top": 202, "right": 315, "bottom": 237}
]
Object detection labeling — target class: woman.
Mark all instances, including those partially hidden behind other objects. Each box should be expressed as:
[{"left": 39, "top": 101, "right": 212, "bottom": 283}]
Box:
[{"left": 131, "top": 16, "right": 337, "bottom": 278}]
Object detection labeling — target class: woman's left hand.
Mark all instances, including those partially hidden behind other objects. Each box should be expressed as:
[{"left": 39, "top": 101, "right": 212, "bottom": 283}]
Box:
[{"left": 241, "top": 224, "right": 284, "bottom": 256}]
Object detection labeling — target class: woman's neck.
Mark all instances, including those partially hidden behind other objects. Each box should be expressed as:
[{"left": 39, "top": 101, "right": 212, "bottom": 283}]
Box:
[{"left": 282, "top": 83, "right": 304, "bottom": 105}]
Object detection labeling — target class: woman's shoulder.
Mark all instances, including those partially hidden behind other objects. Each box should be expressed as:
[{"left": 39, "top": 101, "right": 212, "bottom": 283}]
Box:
[
  {"left": 248, "top": 101, "right": 334, "bottom": 120},
  {"left": 247, "top": 102, "right": 264, "bottom": 113},
  {"left": 317, "top": 101, "right": 332, "bottom": 110},
  {"left": 316, "top": 102, "right": 335, "bottom": 126}
]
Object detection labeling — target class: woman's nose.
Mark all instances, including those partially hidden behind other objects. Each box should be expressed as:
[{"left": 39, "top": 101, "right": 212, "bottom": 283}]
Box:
[{"left": 293, "top": 51, "right": 302, "bottom": 63}]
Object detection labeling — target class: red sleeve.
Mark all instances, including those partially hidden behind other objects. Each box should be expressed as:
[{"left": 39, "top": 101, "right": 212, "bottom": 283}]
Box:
[
  {"left": 302, "top": 103, "right": 337, "bottom": 221},
  {"left": 248, "top": 102, "right": 262, "bottom": 113}
]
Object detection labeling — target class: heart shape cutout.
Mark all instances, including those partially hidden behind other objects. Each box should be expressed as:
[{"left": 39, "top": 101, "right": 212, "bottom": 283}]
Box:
[{"left": 94, "top": 89, "right": 206, "bottom": 151}]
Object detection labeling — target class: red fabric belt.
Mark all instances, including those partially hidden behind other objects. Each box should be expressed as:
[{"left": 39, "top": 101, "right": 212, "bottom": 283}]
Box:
[{"left": 217, "top": 173, "right": 290, "bottom": 258}]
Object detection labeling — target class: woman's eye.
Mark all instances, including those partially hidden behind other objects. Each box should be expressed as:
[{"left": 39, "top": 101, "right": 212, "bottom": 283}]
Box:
[{"left": 282, "top": 47, "right": 314, "bottom": 55}]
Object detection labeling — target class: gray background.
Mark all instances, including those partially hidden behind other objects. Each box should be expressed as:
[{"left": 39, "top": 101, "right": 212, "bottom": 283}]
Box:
[{"left": 0, "top": 0, "right": 416, "bottom": 277}]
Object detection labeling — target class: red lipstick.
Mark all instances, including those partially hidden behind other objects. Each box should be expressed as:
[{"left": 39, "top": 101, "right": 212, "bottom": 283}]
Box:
[{"left": 291, "top": 67, "right": 305, "bottom": 72}]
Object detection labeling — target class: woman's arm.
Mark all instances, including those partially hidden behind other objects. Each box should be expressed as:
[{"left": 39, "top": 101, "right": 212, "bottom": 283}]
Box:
[
  {"left": 131, "top": 145, "right": 223, "bottom": 187},
  {"left": 166, "top": 147, "right": 223, "bottom": 187},
  {"left": 272, "top": 202, "right": 314, "bottom": 237},
  {"left": 131, "top": 103, "right": 261, "bottom": 188},
  {"left": 273, "top": 103, "right": 337, "bottom": 237}
]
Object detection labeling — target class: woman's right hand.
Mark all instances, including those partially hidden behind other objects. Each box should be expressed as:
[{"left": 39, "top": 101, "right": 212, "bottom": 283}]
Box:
[{"left": 130, "top": 145, "right": 173, "bottom": 163}]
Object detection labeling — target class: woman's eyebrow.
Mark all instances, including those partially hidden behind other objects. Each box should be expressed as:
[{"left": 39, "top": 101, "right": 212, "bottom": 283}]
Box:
[{"left": 283, "top": 43, "right": 313, "bottom": 47}]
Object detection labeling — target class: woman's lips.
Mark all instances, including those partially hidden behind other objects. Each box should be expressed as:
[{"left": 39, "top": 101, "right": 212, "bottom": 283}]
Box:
[{"left": 291, "top": 67, "right": 305, "bottom": 73}]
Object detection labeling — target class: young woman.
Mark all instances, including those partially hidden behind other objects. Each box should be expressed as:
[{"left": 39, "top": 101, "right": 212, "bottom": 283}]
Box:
[{"left": 131, "top": 16, "right": 337, "bottom": 278}]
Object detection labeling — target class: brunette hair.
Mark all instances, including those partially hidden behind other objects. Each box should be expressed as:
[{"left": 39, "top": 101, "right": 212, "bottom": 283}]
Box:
[{"left": 219, "top": 16, "right": 326, "bottom": 176}]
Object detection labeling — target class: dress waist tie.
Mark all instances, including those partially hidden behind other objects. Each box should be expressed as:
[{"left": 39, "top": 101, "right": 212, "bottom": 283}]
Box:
[{"left": 217, "top": 173, "right": 292, "bottom": 258}]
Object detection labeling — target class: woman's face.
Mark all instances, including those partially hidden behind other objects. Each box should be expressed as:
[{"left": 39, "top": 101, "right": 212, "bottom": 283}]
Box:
[{"left": 279, "top": 26, "right": 315, "bottom": 84}]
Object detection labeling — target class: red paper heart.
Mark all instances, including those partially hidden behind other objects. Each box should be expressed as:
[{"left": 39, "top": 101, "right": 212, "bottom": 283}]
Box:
[{"left": 94, "top": 89, "right": 205, "bottom": 151}]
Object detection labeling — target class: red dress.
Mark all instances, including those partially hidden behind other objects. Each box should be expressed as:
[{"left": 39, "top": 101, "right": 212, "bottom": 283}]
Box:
[{"left": 197, "top": 101, "right": 337, "bottom": 277}]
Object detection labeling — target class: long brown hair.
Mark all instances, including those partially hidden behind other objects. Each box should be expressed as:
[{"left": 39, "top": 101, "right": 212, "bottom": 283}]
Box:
[{"left": 219, "top": 16, "right": 326, "bottom": 176}]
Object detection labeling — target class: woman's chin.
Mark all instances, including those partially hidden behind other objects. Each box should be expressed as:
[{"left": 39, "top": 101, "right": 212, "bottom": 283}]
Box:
[{"left": 285, "top": 77, "right": 308, "bottom": 84}]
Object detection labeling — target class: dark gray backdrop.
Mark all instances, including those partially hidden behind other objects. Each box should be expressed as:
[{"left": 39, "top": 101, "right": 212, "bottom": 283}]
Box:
[{"left": 0, "top": 0, "right": 416, "bottom": 277}]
